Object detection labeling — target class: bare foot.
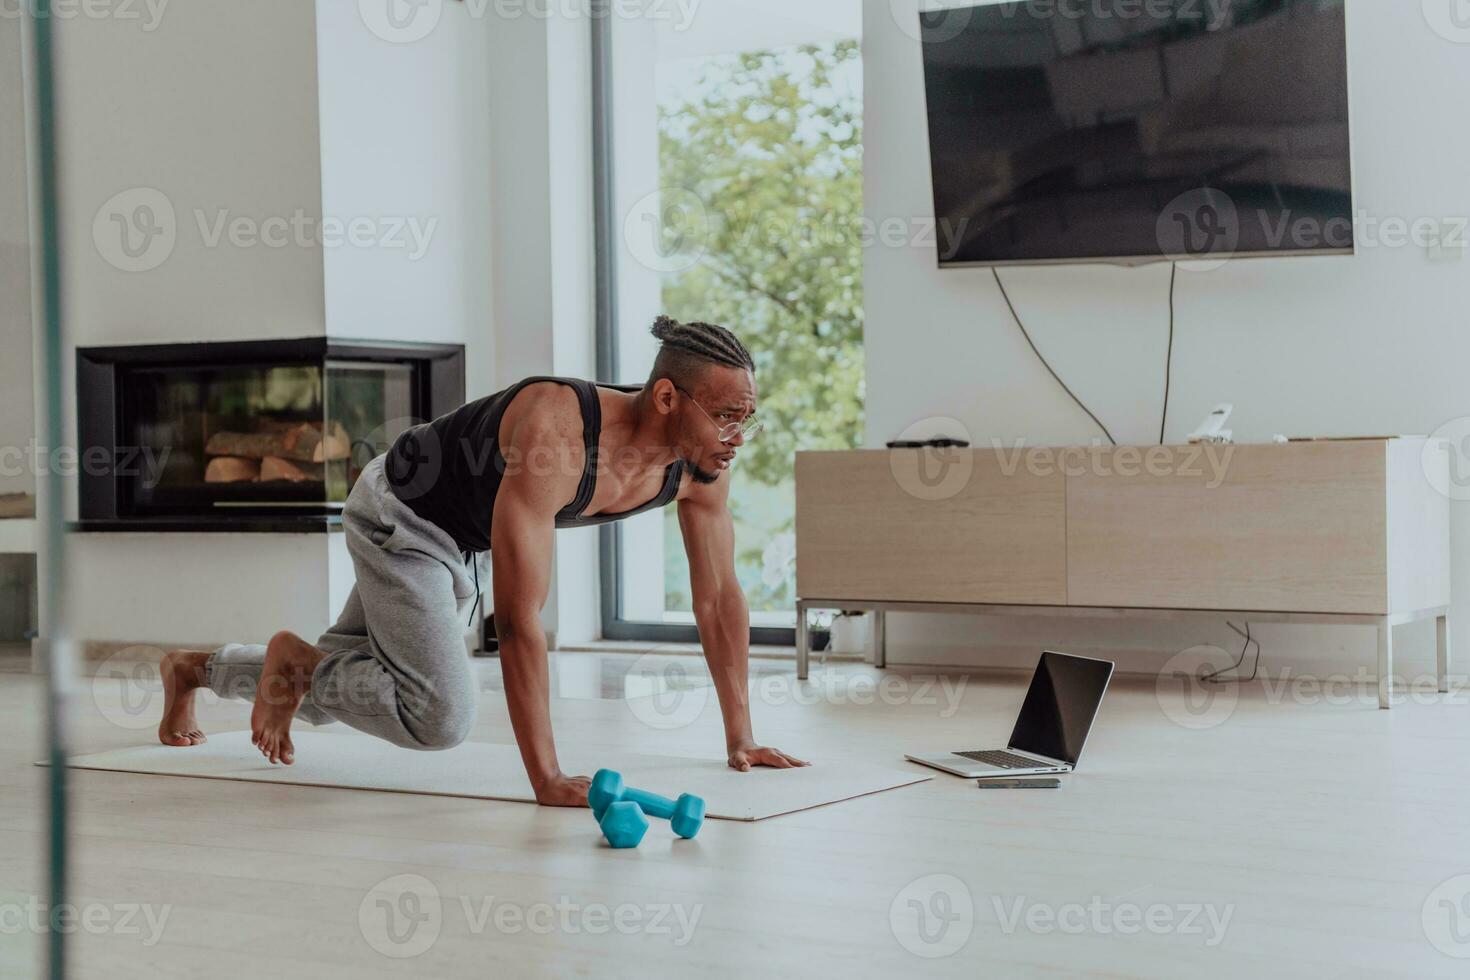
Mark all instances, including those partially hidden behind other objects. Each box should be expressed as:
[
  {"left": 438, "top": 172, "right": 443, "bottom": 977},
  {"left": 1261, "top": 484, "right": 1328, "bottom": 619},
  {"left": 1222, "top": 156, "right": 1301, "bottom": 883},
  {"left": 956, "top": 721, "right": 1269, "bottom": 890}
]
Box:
[
  {"left": 250, "top": 631, "right": 327, "bottom": 766},
  {"left": 158, "top": 650, "right": 211, "bottom": 747}
]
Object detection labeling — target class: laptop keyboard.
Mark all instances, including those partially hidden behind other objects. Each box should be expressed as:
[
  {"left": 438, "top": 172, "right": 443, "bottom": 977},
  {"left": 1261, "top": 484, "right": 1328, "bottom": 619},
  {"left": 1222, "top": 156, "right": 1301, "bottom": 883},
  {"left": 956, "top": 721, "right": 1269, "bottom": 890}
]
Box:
[{"left": 955, "top": 750, "right": 1047, "bottom": 769}]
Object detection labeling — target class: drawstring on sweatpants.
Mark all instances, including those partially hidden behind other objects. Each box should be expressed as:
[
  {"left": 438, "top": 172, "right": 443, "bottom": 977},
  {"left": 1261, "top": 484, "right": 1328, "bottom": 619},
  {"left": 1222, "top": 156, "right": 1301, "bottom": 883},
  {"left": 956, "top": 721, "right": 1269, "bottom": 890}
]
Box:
[{"left": 464, "top": 549, "right": 481, "bottom": 627}]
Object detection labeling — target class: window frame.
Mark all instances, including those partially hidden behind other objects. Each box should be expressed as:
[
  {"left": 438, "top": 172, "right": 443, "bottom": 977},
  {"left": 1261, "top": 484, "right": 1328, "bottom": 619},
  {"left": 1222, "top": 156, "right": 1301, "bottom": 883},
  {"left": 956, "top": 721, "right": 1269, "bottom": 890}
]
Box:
[{"left": 590, "top": 7, "right": 796, "bottom": 647}]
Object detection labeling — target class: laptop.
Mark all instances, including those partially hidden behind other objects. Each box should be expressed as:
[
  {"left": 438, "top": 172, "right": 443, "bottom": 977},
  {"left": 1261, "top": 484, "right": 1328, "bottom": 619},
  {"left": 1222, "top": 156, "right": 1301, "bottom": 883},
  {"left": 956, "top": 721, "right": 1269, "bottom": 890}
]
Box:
[{"left": 906, "top": 651, "right": 1114, "bottom": 778}]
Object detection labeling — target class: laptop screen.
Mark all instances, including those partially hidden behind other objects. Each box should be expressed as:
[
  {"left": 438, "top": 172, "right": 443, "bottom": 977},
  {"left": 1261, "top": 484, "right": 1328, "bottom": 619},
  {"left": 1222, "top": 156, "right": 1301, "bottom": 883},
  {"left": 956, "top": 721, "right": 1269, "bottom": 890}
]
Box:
[{"left": 1007, "top": 652, "right": 1114, "bottom": 766}]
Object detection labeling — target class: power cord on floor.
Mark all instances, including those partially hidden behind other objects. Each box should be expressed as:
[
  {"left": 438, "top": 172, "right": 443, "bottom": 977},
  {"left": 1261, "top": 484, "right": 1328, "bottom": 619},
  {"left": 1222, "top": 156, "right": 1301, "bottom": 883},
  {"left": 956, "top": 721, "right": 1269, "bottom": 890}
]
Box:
[{"left": 1201, "top": 622, "right": 1263, "bottom": 684}]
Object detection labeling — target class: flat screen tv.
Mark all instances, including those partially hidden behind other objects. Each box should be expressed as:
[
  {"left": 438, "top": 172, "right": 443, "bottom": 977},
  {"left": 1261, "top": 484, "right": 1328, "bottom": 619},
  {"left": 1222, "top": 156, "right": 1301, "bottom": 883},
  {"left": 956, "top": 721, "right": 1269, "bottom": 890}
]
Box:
[{"left": 920, "top": 0, "right": 1353, "bottom": 267}]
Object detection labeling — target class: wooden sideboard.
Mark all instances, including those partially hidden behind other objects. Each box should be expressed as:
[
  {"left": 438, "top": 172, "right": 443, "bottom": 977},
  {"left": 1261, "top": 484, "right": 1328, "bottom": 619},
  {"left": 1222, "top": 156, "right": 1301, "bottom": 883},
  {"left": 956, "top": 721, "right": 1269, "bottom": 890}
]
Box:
[{"left": 794, "top": 439, "right": 1452, "bottom": 708}]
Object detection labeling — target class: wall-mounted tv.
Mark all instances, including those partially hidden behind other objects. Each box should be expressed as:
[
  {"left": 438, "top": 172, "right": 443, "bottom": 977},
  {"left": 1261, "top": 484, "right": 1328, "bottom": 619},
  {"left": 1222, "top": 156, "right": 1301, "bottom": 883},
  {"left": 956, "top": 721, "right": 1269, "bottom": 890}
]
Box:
[{"left": 920, "top": 0, "right": 1353, "bottom": 267}]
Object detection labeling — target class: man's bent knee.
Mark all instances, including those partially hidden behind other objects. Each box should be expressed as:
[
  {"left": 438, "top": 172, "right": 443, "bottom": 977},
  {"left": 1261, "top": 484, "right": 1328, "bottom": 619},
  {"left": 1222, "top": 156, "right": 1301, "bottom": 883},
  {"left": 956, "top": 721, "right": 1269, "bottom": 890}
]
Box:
[
  {"left": 268, "top": 629, "right": 305, "bottom": 651},
  {"left": 404, "top": 696, "right": 476, "bottom": 750}
]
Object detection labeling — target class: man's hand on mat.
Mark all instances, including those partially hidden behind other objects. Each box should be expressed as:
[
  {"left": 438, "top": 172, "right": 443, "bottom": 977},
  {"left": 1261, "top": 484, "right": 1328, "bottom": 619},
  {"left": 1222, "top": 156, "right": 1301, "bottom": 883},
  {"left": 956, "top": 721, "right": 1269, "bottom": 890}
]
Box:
[
  {"left": 727, "top": 743, "right": 809, "bottom": 772},
  {"left": 534, "top": 772, "right": 592, "bottom": 807}
]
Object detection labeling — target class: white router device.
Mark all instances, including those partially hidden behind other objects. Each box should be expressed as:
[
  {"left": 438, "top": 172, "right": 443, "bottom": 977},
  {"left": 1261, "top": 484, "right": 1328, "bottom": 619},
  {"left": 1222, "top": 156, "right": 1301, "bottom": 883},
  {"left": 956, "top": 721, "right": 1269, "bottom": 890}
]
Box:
[{"left": 1189, "top": 404, "right": 1234, "bottom": 445}]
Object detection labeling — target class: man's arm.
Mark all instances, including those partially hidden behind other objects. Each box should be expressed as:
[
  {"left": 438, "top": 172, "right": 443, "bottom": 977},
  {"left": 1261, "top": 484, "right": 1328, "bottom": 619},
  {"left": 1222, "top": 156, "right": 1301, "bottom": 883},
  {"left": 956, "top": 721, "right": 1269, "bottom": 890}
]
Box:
[
  {"left": 491, "top": 398, "right": 588, "bottom": 806},
  {"left": 678, "top": 472, "right": 808, "bottom": 771}
]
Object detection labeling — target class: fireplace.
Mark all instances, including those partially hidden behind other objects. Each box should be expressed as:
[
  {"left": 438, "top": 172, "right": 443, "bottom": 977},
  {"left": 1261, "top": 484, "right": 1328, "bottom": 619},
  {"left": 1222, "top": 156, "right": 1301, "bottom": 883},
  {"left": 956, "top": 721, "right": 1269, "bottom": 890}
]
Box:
[{"left": 75, "top": 338, "right": 465, "bottom": 531}]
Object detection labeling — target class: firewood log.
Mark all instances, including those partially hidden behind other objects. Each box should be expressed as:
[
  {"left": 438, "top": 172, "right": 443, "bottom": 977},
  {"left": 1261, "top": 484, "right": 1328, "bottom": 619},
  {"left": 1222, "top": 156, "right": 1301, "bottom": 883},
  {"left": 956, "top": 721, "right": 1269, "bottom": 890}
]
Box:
[
  {"left": 285, "top": 420, "right": 351, "bottom": 462},
  {"left": 207, "top": 422, "right": 350, "bottom": 462},
  {"left": 204, "top": 430, "right": 293, "bottom": 460},
  {"left": 204, "top": 457, "right": 260, "bottom": 483},
  {"left": 259, "top": 456, "right": 325, "bottom": 483}
]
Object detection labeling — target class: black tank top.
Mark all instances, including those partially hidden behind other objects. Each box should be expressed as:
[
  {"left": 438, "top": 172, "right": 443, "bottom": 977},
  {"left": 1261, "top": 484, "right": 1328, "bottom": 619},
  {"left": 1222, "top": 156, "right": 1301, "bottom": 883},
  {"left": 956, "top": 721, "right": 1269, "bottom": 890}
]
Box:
[{"left": 383, "top": 375, "right": 686, "bottom": 553}]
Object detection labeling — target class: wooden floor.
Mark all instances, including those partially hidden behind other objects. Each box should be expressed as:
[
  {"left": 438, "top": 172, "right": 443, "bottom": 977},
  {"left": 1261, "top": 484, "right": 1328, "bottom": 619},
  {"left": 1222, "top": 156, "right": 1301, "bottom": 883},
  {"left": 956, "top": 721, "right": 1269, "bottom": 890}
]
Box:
[{"left": 3, "top": 651, "right": 1470, "bottom": 978}]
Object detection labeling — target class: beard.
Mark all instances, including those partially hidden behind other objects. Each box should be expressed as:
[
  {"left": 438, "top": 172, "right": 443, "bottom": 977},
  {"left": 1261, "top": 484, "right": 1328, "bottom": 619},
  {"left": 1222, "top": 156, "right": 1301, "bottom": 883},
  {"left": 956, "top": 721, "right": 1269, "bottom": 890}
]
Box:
[{"left": 688, "top": 461, "right": 722, "bottom": 485}]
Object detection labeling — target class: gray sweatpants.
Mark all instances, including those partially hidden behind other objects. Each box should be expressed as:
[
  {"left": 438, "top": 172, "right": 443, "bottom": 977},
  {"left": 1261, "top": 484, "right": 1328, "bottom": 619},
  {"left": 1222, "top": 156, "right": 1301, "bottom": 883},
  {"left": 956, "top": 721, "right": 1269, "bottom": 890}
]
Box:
[{"left": 205, "top": 454, "right": 481, "bottom": 750}]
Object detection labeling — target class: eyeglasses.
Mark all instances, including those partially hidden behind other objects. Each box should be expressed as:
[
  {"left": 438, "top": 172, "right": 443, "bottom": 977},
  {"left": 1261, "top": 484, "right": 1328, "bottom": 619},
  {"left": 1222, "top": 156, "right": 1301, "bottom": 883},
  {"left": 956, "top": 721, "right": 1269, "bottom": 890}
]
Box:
[{"left": 674, "top": 385, "right": 763, "bottom": 443}]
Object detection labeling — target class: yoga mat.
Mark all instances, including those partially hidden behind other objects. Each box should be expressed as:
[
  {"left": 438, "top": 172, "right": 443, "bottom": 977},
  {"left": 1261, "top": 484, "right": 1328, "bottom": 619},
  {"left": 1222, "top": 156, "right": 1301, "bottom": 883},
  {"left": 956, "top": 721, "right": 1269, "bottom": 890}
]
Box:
[{"left": 54, "top": 730, "right": 929, "bottom": 821}]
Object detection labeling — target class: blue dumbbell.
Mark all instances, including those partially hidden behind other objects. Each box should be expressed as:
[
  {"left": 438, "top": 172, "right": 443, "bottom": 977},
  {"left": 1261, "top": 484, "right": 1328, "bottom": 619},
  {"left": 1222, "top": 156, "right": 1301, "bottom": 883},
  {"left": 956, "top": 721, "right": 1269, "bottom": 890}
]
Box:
[
  {"left": 597, "top": 800, "right": 650, "bottom": 848},
  {"left": 589, "top": 769, "right": 706, "bottom": 841}
]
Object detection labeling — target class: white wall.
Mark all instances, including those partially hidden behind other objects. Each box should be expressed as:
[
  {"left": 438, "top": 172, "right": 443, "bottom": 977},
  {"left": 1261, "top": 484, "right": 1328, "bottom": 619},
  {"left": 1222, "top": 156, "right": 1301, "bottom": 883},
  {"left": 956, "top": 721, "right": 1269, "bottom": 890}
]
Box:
[
  {"left": 47, "top": 0, "right": 595, "bottom": 649},
  {"left": 52, "top": 1, "right": 335, "bottom": 648},
  {"left": 479, "top": 8, "right": 610, "bottom": 645},
  {"left": 314, "top": 0, "right": 494, "bottom": 403},
  {"left": 605, "top": 16, "right": 667, "bottom": 626},
  {"left": 314, "top": 0, "right": 500, "bottom": 638},
  {"left": 0, "top": 14, "right": 36, "bottom": 499},
  {"left": 864, "top": 0, "right": 1470, "bottom": 677},
  {"left": 484, "top": 6, "right": 556, "bottom": 392},
  {"left": 69, "top": 535, "right": 333, "bottom": 646},
  {"left": 546, "top": 12, "right": 601, "bottom": 645},
  {"left": 56, "top": 0, "right": 326, "bottom": 344}
]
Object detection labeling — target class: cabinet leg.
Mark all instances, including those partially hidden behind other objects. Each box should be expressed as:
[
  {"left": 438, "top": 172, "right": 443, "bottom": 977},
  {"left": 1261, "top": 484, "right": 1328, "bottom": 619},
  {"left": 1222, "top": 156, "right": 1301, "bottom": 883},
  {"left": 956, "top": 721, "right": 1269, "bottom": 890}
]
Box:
[
  {"left": 796, "top": 600, "right": 809, "bottom": 681},
  {"left": 873, "top": 609, "right": 886, "bottom": 669},
  {"left": 1437, "top": 613, "right": 1451, "bottom": 695},
  {"left": 1377, "top": 619, "right": 1394, "bottom": 710}
]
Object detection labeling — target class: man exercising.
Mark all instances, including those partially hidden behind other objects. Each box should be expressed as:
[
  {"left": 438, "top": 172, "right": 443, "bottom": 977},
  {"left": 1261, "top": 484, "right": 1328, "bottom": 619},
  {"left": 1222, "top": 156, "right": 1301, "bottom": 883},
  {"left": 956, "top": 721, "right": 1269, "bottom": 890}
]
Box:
[{"left": 155, "top": 316, "right": 808, "bottom": 806}]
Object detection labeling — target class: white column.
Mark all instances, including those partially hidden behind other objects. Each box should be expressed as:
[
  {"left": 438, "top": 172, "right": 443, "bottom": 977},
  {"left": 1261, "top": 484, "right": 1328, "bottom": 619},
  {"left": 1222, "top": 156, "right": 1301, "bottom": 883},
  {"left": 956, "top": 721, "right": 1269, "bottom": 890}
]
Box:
[{"left": 606, "top": 15, "right": 668, "bottom": 627}]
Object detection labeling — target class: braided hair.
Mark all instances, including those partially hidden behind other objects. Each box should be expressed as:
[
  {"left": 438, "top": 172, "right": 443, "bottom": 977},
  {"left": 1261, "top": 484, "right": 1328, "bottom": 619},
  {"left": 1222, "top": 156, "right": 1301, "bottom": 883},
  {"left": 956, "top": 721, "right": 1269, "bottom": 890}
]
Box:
[{"left": 647, "top": 315, "right": 754, "bottom": 391}]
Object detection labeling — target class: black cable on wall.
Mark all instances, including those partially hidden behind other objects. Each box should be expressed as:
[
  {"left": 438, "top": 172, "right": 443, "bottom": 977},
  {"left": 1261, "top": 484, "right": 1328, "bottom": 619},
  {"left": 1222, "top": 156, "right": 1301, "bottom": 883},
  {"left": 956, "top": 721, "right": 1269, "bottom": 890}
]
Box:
[
  {"left": 992, "top": 268, "right": 1118, "bottom": 447},
  {"left": 994, "top": 263, "right": 1180, "bottom": 448}
]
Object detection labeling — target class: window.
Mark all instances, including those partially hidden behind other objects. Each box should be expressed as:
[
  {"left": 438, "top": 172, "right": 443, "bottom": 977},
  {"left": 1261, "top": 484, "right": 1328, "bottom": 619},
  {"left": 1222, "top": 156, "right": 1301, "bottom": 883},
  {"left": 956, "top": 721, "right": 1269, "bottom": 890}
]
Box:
[{"left": 593, "top": 0, "right": 865, "bottom": 642}]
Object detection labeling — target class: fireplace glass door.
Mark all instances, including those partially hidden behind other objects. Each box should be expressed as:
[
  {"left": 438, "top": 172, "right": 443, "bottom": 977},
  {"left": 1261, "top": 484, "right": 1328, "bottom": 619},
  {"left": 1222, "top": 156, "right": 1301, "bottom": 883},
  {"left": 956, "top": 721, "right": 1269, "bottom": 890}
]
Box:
[{"left": 122, "top": 359, "right": 415, "bottom": 515}]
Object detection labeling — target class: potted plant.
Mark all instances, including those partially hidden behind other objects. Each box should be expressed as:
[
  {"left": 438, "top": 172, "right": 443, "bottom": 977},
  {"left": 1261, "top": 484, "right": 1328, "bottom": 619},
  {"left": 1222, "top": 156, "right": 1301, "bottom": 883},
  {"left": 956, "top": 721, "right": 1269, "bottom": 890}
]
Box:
[{"left": 806, "top": 609, "right": 833, "bottom": 652}]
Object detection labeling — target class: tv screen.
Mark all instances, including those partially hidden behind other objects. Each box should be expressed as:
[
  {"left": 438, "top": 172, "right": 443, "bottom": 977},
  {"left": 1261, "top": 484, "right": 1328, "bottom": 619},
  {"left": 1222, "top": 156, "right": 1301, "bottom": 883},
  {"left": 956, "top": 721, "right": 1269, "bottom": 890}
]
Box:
[{"left": 920, "top": 0, "right": 1353, "bottom": 267}]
